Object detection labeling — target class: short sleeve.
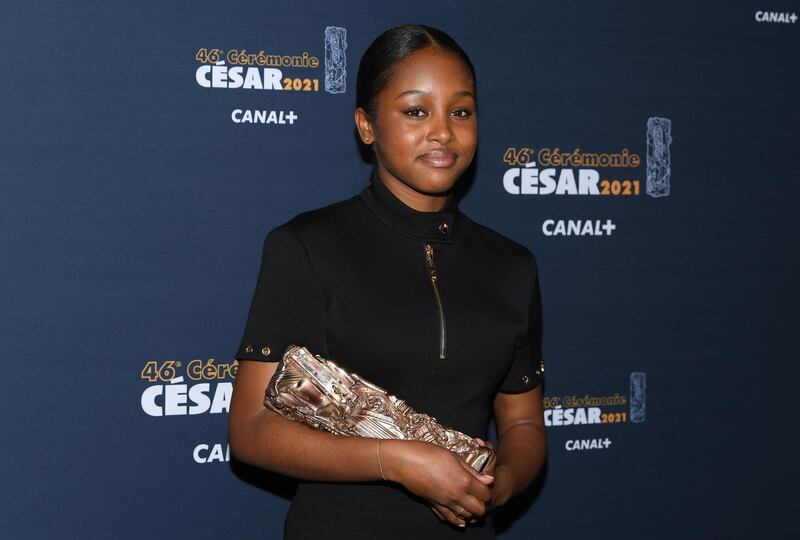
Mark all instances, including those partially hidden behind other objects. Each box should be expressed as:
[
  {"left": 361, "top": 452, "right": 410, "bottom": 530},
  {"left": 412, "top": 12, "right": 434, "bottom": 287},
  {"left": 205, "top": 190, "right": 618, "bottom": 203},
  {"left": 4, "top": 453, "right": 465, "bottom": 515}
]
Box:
[
  {"left": 498, "top": 252, "right": 545, "bottom": 393},
  {"left": 234, "top": 224, "right": 327, "bottom": 362}
]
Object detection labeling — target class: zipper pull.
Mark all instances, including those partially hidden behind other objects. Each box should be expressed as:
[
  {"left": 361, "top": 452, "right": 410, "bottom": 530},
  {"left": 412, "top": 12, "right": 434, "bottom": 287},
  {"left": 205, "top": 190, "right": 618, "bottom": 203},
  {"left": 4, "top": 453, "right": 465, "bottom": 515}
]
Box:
[
  {"left": 424, "top": 243, "right": 446, "bottom": 360},
  {"left": 425, "top": 243, "right": 437, "bottom": 281}
]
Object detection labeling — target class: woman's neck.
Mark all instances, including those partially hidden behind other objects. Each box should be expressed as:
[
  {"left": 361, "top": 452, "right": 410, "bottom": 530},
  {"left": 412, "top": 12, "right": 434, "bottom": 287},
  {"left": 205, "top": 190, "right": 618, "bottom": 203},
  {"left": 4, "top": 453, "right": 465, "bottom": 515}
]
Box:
[{"left": 374, "top": 167, "right": 450, "bottom": 213}]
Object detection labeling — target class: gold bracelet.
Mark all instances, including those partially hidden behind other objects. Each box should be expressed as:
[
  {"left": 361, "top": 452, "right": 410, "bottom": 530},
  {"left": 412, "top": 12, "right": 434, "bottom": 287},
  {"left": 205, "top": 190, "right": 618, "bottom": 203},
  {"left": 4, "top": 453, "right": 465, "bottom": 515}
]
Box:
[{"left": 376, "top": 440, "right": 387, "bottom": 481}]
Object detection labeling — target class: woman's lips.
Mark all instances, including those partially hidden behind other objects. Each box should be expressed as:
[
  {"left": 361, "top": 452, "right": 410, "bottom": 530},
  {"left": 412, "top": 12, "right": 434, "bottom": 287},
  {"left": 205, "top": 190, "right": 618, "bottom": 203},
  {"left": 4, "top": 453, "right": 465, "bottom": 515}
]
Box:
[{"left": 419, "top": 150, "right": 457, "bottom": 167}]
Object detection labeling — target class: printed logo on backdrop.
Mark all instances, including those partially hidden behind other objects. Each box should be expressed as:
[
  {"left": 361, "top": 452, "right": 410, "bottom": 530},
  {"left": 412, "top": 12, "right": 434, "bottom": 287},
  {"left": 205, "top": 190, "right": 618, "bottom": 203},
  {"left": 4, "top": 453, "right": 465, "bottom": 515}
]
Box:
[
  {"left": 140, "top": 359, "right": 238, "bottom": 464},
  {"left": 139, "top": 358, "right": 238, "bottom": 417},
  {"left": 754, "top": 11, "right": 797, "bottom": 24},
  {"left": 502, "top": 117, "right": 672, "bottom": 236},
  {"left": 544, "top": 372, "right": 646, "bottom": 452},
  {"left": 194, "top": 26, "right": 347, "bottom": 124},
  {"left": 193, "top": 442, "right": 230, "bottom": 464}
]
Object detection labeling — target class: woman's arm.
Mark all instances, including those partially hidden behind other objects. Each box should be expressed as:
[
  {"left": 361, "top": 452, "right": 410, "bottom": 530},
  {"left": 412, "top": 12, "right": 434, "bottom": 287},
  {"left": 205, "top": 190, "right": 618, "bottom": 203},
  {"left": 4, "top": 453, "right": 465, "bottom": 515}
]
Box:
[
  {"left": 228, "top": 359, "right": 494, "bottom": 527},
  {"left": 229, "top": 359, "right": 390, "bottom": 480},
  {"left": 488, "top": 385, "right": 547, "bottom": 509}
]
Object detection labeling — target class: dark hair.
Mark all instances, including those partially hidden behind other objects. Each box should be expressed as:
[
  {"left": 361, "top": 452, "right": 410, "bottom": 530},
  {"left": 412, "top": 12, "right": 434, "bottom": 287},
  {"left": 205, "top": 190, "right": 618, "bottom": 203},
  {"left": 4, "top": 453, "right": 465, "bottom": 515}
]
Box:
[{"left": 356, "top": 24, "right": 477, "bottom": 120}]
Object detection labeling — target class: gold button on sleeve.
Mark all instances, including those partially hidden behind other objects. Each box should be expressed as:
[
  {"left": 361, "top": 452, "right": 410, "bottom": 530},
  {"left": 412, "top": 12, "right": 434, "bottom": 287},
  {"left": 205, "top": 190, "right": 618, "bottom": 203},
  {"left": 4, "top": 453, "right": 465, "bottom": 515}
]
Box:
[
  {"left": 244, "top": 345, "right": 254, "bottom": 354},
  {"left": 522, "top": 374, "right": 530, "bottom": 384},
  {"left": 261, "top": 346, "right": 271, "bottom": 357}
]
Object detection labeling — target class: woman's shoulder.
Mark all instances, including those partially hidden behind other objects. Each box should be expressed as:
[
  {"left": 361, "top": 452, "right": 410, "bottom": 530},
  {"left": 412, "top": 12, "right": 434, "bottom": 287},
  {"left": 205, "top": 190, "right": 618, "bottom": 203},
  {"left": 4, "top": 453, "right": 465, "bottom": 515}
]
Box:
[
  {"left": 271, "top": 192, "right": 364, "bottom": 239},
  {"left": 458, "top": 211, "right": 537, "bottom": 268}
]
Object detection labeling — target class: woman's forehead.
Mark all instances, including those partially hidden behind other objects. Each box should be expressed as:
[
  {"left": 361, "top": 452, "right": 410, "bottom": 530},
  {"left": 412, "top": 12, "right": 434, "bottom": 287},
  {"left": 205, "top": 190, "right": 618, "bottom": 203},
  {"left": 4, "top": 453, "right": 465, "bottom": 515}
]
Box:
[{"left": 381, "top": 49, "right": 475, "bottom": 96}]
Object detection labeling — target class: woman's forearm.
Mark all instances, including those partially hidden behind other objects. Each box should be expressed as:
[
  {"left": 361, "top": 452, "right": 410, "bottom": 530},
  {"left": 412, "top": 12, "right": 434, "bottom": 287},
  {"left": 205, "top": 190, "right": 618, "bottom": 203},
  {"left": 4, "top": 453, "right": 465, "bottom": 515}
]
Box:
[
  {"left": 228, "top": 360, "right": 410, "bottom": 484},
  {"left": 229, "top": 408, "right": 403, "bottom": 482},
  {"left": 494, "top": 423, "right": 547, "bottom": 503}
]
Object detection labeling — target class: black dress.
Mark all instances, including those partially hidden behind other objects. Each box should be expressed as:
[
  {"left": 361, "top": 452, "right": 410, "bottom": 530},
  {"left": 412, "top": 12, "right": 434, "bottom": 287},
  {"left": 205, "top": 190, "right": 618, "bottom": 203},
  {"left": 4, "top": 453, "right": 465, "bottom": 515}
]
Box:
[{"left": 235, "top": 168, "right": 544, "bottom": 539}]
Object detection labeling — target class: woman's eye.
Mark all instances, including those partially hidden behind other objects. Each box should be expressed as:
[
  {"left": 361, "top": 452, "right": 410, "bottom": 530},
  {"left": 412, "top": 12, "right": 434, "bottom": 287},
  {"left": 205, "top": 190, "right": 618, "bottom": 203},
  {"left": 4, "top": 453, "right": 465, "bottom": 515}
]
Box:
[
  {"left": 403, "top": 107, "right": 473, "bottom": 118},
  {"left": 404, "top": 107, "right": 427, "bottom": 118}
]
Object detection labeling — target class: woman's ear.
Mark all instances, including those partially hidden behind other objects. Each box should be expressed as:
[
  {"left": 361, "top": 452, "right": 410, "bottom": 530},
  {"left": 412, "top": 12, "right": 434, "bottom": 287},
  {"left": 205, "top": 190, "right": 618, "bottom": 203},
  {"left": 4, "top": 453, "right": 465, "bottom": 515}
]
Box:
[{"left": 354, "top": 107, "right": 375, "bottom": 145}]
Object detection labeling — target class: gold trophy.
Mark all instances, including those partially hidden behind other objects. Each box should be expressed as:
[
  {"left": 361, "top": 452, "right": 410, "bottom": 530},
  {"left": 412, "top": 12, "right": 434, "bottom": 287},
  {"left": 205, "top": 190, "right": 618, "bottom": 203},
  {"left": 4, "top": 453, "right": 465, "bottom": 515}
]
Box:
[{"left": 264, "top": 345, "right": 495, "bottom": 472}]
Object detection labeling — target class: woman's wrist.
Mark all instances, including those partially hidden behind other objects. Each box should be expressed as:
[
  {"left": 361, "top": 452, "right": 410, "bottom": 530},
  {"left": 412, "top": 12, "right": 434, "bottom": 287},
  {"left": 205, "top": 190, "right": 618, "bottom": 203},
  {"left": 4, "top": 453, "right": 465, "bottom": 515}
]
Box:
[
  {"left": 490, "top": 465, "right": 514, "bottom": 509},
  {"left": 375, "top": 439, "right": 405, "bottom": 484},
  {"left": 375, "top": 440, "right": 389, "bottom": 481}
]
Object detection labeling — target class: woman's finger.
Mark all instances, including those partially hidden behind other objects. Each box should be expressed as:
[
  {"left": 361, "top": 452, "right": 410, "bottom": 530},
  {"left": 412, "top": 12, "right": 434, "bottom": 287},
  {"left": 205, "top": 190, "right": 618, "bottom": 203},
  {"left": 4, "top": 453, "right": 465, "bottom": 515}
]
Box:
[
  {"left": 433, "top": 502, "right": 467, "bottom": 527},
  {"left": 476, "top": 437, "right": 495, "bottom": 450},
  {"left": 457, "top": 493, "right": 488, "bottom": 519},
  {"left": 457, "top": 458, "right": 494, "bottom": 501},
  {"left": 430, "top": 505, "right": 446, "bottom": 522}
]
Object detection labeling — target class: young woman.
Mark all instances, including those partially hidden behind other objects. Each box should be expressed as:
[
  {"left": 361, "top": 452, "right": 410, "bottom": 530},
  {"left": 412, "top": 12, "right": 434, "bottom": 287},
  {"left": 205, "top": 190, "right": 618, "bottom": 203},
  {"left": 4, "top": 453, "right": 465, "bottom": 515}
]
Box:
[{"left": 229, "top": 24, "right": 546, "bottom": 539}]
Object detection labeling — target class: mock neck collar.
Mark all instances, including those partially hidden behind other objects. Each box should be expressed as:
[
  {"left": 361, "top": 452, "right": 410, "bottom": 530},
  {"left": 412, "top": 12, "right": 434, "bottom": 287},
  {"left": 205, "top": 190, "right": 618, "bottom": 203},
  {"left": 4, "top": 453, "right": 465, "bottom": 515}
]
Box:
[{"left": 360, "top": 168, "right": 458, "bottom": 243}]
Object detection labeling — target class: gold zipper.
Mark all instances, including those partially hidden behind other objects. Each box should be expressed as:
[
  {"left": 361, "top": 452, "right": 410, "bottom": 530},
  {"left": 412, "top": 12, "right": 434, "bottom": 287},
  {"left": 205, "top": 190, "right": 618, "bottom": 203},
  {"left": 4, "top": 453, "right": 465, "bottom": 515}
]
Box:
[{"left": 424, "top": 243, "right": 446, "bottom": 360}]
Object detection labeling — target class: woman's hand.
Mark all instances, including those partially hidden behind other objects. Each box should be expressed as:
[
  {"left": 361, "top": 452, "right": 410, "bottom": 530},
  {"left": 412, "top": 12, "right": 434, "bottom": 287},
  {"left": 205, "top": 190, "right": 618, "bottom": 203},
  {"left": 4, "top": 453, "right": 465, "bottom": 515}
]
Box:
[
  {"left": 380, "top": 439, "right": 494, "bottom": 528},
  {"left": 451, "top": 437, "right": 507, "bottom": 524},
  {"left": 441, "top": 437, "right": 513, "bottom": 524},
  {"left": 473, "top": 438, "right": 514, "bottom": 515}
]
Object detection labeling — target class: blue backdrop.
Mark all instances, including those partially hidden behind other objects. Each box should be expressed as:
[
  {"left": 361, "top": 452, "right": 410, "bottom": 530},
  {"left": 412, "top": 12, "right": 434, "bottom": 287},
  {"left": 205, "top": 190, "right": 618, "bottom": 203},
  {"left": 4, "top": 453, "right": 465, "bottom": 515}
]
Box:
[{"left": 2, "top": 1, "right": 798, "bottom": 538}]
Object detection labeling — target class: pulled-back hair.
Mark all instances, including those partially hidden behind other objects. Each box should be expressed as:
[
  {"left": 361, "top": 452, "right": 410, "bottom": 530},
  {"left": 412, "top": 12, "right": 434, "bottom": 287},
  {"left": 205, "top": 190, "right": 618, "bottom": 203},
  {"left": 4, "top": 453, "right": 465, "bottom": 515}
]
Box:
[{"left": 356, "top": 24, "right": 477, "bottom": 120}]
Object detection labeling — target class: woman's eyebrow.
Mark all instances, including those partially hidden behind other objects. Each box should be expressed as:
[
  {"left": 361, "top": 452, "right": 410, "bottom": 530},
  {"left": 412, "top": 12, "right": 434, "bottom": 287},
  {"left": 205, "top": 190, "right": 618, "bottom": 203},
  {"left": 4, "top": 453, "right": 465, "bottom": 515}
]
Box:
[{"left": 394, "top": 89, "right": 475, "bottom": 99}]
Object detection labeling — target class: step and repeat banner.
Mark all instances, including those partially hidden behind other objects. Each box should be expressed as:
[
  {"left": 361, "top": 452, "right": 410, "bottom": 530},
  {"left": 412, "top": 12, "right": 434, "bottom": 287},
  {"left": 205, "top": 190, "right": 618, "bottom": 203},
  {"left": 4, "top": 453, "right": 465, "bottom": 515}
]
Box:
[{"left": 3, "top": 1, "right": 797, "bottom": 538}]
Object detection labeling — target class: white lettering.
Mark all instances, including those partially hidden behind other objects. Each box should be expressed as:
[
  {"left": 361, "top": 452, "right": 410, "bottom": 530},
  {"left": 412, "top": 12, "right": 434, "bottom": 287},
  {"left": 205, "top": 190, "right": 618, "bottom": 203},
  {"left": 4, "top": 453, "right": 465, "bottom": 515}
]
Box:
[
  {"left": 521, "top": 167, "right": 538, "bottom": 194},
  {"left": 195, "top": 65, "right": 211, "bottom": 88},
  {"left": 188, "top": 383, "right": 211, "bottom": 415},
  {"left": 541, "top": 219, "right": 616, "bottom": 237},
  {"left": 141, "top": 382, "right": 233, "bottom": 416},
  {"left": 141, "top": 386, "right": 163, "bottom": 417},
  {"left": 164, "top": 383, "right": 187, "bottom": 416},
  {"left": 578, "top": 169, "right": 600, "bottom": 194},
  {"left": 755, "top": 11, "right": 798, "bottom": 23},
  {"left": 228, "top": 66, "right": 244, "bottom": 88},
  {"left": 242, "top": 67, "right": 262, "bottom": 89},
  {"left": 211, "top": 63, "right": 228, "bottom": 87},
  {"left": 544, "top": 407, "right": 603, "bottom": 427},
  {"left": 193, "top": 444, "right": 208, "bottom": 463},
  {"left": 263, "top": 68, "right": 282, "bottom": 89},
  {"left": 504, "top": 167, "right": 600, "bottom": 196},
  {"left": 210, "top": 382, "right": 232, "bottom": 414},
  {"left": 195, "top": 62, "right": 284, "bottom": 89},
  {"left": 230, "top": 110, "right": 299, "bottom": 125},
  {"left": 539, "top": 168, "right": 556, "bottom": 194},
  {"left": 193, "top": 443, "right": 231, "bottom": 464},
  {"left": 567, "top": 221, "right": 580, "bottom": 236},
  {"left": 542, "top": 219, "right": 617, "bottom": 236},
  {"left": 565, "top": 438, "right": 612, "bottom": 451},
  {"left": 555, "top": 169, "right": 577, "bottom": 195},
  {"left": 503, "top": 168, "right": 521, "bottom": 194}
]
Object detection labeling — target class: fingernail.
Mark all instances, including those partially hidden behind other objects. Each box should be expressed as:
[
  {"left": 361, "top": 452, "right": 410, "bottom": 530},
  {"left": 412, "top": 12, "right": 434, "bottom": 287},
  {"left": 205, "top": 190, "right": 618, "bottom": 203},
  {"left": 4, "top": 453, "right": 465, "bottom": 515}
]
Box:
[{"left": 459, "top": 523, "right": 465, "bottom": 528}]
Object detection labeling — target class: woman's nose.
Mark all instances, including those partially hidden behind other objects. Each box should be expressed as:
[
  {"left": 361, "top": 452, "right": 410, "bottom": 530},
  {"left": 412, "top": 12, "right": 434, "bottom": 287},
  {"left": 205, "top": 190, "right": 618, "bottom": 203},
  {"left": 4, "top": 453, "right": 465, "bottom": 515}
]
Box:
[{"left": 427, "top": 112, "right": 453, "bottom": 144}]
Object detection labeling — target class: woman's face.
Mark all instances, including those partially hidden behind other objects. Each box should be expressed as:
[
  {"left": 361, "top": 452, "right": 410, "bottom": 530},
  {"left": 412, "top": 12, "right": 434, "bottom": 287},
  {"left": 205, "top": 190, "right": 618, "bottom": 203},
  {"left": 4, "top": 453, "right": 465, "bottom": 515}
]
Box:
[{"left": 356, "top": 46, "right": 477, "bottom": 211}]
